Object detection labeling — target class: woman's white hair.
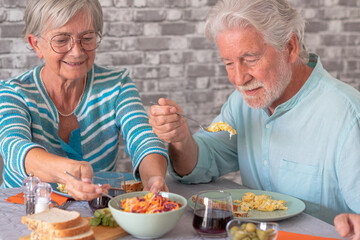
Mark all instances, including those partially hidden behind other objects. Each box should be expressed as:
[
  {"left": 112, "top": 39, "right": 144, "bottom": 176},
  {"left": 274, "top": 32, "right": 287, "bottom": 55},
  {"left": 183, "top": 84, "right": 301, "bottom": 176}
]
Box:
[
  {"left": 23, "top": 0, "right": 103, "bottom": 38},
  {"left": 205, "top": 0, "right": 309, "bottom": 64}
]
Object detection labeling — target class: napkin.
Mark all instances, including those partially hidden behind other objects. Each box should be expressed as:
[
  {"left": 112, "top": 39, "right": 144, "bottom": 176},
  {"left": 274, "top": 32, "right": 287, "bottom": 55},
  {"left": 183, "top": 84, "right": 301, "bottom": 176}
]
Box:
[
  {"left": 5, "top": 192, "right": 69, "bottom": 207},
  {"left": 278, "top": 231, "right": 340, "bottom": 240}
]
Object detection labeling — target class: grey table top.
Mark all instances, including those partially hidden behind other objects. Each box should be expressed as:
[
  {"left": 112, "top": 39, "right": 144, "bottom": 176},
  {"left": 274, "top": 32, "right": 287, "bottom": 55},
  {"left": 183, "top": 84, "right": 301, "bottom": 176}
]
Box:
[{"left": 0, "top": 175, "right": 342, "bottom": 240}]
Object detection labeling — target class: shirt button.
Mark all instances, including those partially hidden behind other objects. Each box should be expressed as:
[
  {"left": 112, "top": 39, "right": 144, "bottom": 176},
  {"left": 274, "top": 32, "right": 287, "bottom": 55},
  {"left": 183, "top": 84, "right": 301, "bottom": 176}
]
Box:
[
  {"left": 264, "top": 161, "right": 268, "bottom": 165},
  {"left": 266, "top": 124, "right": 270, "bottom": 129}
]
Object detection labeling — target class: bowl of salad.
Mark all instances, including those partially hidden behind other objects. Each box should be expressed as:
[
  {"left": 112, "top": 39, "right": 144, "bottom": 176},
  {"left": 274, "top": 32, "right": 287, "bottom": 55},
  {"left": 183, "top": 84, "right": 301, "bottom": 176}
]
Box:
[{"left": 109, "top": 191, "right": 187, "bottom": 239}]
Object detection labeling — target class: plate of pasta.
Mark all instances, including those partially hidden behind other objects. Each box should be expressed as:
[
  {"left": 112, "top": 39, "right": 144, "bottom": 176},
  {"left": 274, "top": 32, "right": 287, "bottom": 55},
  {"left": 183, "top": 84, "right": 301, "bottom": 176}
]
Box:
[{"left": 188, "top": 189, "right": 305, "bottom": 221}]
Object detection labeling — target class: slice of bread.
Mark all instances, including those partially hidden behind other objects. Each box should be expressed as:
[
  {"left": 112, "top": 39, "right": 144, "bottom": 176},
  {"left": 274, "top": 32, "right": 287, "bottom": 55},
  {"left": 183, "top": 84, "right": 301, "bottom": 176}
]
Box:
[
  {"left": 23, "top": 208, "right": 95, "bottom": 240},
  {"left": 125, "top": 179, "right": 143, "bottom": 192},
  {"left": 22, "top": 208, "right": 82, "bottom": 232},
  {"left": 31, "top": 229, "right": 95, "bottom": 240},
  {"left": 48, "top": 218, "right": 91, "bottom": 237},
  {"left": 52, "top": 229, "right": 95, "bottom": 240}
]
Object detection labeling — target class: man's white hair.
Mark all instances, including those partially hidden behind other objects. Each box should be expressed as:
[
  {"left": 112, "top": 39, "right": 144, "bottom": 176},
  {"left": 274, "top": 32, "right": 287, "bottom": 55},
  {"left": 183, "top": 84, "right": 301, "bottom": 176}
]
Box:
[{"left": 205, "top": 0, "right": 309, "bottom": 64}]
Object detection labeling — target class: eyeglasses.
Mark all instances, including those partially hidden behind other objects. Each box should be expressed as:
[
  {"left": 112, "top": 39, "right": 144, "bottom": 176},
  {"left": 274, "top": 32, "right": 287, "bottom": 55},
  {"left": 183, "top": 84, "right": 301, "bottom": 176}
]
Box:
[{"left": 43, "top": 31, "right": 102, "bottom": 54}]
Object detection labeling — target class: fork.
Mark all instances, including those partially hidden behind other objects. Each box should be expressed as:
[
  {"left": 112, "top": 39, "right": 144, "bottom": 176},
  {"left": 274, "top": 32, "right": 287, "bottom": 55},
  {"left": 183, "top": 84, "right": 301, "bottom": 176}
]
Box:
[
  {"left": 149, "top": 101, "right": 208, "bottom": 131},
  {"left": 58, "top": 199, "right": 72, "bottom": 210}
]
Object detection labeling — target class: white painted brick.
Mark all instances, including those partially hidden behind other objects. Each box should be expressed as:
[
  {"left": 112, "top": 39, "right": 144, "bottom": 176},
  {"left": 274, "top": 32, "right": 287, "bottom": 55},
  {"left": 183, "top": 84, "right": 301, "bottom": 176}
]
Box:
[
  {"left": 168, "top": 65, "right": 184, "bottom": 77},
  {"left": 302, "top": 8, "right": 319, "bottom": 19},
  {"left": 133, "top": 0, "right": 146, "bottom": 7},
  {"left": 195, "top": 22, "right": 206, "bottom": 34},
  {"left": 103, "top": 8, "right": 133, "bottom": 22},
  {"left": 169, "top": 36, "right": 188, "bottom": 49},
  {"left": 114, "top": 0, "right": 131, "bottom": 8},
  {"left": 323, "top": 7, "right": 349, "bottom": 19},
  {"left": 11, "top": 39, "right": 31, "bottom": 53},
  {"left": 196, "top": 77, "right": 210, "bottom": 89},
  {"left": 145, "top": 52, "right": 161, "bottom": 65},
  {"left": 95, "top": 53, "right": 115, "bottom": 66},
  {"left": 327, "top": 20, "right": 343, "bottom": 32},
  {"left": 99, "top": 0, "right": 114, "bottom": 7},
  {"left": 143, "top": 23, "right": 161, "bottom": 36},
  {"left": 8, "top": 9, "right": 24, "bottom": 22},
  {"left": 324, "top": 0, "right": 340, "bottom": 7},
  {"left": 194, "top": 50, "right": 216, "bottom": 63},
  {"left": 166, "top": 9, "right": 183, "bottom": 21},
  {"left": 186, "top": 0, "right": 208, "bottom": 7}
]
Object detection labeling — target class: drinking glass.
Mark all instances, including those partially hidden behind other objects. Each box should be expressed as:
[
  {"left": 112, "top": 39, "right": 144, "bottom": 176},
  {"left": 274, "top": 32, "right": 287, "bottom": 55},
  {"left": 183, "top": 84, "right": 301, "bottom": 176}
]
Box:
[
  {"left": 192, "top": 190, "right": 234, "bottom": 237},
  {"left": 88, "top": 172, "right": 126, "bottom": 212}
]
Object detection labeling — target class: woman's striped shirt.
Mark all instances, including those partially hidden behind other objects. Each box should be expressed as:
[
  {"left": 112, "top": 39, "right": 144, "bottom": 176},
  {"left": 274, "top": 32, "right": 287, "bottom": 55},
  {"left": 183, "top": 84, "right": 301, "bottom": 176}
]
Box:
[{"left": 0, "top": 64, "right": 169, "bottom": 188}]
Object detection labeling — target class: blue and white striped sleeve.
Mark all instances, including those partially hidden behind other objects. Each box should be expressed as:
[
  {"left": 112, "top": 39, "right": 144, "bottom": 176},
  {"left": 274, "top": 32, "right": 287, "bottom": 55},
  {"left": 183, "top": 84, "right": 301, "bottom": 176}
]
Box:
[
  {"left": 115, "top": 73, "right": 169, "bottom": 180},
  {"left": 0, "top": 84, "right": 45, "bottom": 187}
]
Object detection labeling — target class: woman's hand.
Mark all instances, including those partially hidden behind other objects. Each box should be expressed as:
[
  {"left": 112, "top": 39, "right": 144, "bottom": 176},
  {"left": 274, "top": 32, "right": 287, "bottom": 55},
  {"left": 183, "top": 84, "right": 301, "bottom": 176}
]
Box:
[
  {"left": 25, "top": 149, "right": 105, "bottom": 201},
  {"left": 143, "top": 175, "right": 169, "bottom": 193},
  {"left": 139, "top": 153, "right": 168, "bottom": 193},
  {"left": 334, "top": 213, "right": 360, "bottom": 239},
  {"left": 62, "top": 161, "right": 106, "bottom": 201}
]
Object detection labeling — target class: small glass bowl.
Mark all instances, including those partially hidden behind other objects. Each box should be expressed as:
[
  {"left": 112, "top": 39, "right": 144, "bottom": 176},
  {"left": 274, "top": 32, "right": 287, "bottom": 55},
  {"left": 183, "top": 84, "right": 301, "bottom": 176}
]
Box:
[{"left": 226, "top": 219, "right": 279, "bottom": 240}]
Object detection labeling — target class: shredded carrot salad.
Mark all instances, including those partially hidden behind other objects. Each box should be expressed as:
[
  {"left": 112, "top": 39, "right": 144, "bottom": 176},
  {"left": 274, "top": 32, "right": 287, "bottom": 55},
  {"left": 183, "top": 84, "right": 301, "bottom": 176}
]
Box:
[{"left": 120, "top": 192, "right": 182, "bottom": 213}]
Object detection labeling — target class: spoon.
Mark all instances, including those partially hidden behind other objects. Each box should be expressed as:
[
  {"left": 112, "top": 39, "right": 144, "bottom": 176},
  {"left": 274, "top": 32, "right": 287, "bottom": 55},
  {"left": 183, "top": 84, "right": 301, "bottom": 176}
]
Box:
[
  {"left": 64, "top": 171, "right": 123, "bottom": 210},
  {"left": 149, "top": 101, "right": 208, "bottom": 131}
]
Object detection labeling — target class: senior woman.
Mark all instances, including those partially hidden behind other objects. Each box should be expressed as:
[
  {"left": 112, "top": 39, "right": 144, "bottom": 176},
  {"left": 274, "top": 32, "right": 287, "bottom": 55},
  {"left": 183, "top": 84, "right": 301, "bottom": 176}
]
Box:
[{"left": 0, "top": 0, "right": 169, "bottom": 200}]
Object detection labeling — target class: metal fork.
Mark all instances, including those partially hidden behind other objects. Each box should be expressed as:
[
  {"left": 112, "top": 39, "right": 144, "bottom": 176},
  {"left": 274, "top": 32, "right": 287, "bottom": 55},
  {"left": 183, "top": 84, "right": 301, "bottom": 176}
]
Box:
[
  {"left": 58, "top": 199, "right": 72, "bottom": 210},
  {"left": 149, "top": 101, "right": 208, "bottom": 131}
]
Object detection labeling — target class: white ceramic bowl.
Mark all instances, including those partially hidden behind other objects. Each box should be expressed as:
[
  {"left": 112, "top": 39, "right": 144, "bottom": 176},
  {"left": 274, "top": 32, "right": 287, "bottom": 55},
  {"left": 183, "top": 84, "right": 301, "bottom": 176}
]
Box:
[
  {"left": 226, "top": 219, "right": 279, "bottom": 240},
  {"left": 109, "top": 191, "right": 187, "bottom": 239}
]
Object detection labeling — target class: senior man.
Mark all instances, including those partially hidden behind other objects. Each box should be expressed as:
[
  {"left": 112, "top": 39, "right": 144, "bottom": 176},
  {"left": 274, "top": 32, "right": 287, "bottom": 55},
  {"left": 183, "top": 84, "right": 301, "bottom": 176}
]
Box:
[{"left": 149, "top": 0, "right": 360, "bottom": 225}]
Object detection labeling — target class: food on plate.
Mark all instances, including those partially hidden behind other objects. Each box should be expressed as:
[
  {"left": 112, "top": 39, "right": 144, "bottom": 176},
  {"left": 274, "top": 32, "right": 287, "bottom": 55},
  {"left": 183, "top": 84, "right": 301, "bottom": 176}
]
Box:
[
  {"left": 234, "top": 192, "right": 288, "bottom": 212},
  {"left": 21, "top": 208, "right": 94, "bottom": 240},
  {"left": 89, "top": 207, "right": 117, "bottom": 227},
  {"left": 207, "top": 121, "right": 237, "bottom": 139},
  {"left": 233, "top": 210, "right": 249, "bottom": 218},
  {"left": 121, "top": 192, "right": 182, "bottom": 213},
  {"left": 57, "top": 183, "right": 68, "bottom": 194},
  {"left": 192, "top": 191, "right": 287, "bottom": 217},
  {"left": 125, "top": 179, "right": 143, "bottom": 192},
  {"left": 57, "top": 177, "right": 143, "bottom": 195},
  {"left": 229, "top": 222, "right": 276, "bottom": 240}
]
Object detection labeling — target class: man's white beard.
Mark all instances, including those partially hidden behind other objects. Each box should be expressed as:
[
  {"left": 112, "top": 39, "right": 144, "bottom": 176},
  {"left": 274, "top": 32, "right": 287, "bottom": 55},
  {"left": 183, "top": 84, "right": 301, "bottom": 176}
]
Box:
[{"left": 239, "top": 56, "right": 293, "bottom": 109}]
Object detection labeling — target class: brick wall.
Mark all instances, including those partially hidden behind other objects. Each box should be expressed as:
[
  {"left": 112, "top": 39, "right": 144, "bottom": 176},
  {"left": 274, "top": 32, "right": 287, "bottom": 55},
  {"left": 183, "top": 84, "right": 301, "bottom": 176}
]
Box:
[{"left": 0, "top": 0, "right": 359, "bottom": 182}]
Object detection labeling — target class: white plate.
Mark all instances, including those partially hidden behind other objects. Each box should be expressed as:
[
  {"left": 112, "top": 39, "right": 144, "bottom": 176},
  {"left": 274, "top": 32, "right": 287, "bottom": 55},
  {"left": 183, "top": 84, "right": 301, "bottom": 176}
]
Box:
[
  {"left": 50, "top": 172, "right": 135, "bottom": 198},
  {"left": 188, "top": 189, "right": 305, "bottom": 221}
]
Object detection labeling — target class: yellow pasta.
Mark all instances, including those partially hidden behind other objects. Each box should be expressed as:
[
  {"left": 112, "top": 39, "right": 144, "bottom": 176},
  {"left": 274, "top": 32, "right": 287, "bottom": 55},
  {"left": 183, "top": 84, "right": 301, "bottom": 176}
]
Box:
[
  {"left": 57, "top": 183, "right": 68, "bottom": 194},
  {"left": 233, "top": 192, "right": 287, "bottom": 212},
  {"left": 207, "top": 121, "right": 237, "bottom": 139}
]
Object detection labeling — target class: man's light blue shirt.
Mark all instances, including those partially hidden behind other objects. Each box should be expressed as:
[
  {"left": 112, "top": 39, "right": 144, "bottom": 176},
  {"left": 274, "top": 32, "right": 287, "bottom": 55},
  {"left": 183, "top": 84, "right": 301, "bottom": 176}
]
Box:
[{"left": 169, "top": 54, "right": 360, "bottom": 224}]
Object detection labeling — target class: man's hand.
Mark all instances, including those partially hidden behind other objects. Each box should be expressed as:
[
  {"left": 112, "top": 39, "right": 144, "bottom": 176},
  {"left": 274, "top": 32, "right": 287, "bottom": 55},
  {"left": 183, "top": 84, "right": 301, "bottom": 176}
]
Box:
[
  {"left": 334, "top": 213, "right": 360, "bottom": 239},
  {"left": 149, "top": 98, "right": 189, "bottom": 143}
]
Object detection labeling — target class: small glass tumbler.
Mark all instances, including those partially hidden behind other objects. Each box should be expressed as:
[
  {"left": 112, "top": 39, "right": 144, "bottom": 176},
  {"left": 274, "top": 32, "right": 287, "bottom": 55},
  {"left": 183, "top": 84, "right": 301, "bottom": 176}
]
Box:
[
  {"left": 22, "top": 173, "right": 40, "bottom": 215},
  {"left": 192, "top": 190, "right": 234, "bottom": 237},
  {"left": 88, "top": 172, "right": 126, "bottom": 212}
]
